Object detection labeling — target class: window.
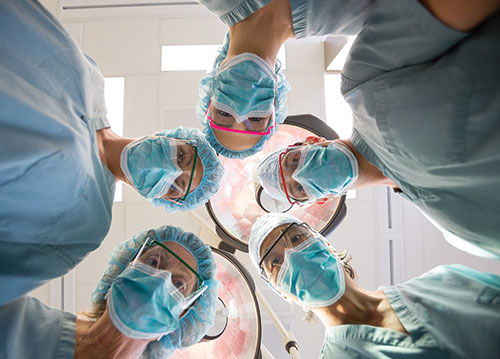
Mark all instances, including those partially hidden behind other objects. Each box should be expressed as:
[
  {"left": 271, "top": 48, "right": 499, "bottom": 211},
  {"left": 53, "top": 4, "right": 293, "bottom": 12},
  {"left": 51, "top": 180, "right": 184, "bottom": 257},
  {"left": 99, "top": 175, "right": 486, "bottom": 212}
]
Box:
[
  {"left": 161, "top": 45, "right": 221, "bottom": 71},
  {"left": 104, "top": 77, "right": 124, "bottom": 202},
  {"left": 326, "top": 37, "right": 355, "bottom": 72},
  {"left": 161, "top": 44, "right": 286, "bottom": 71}
]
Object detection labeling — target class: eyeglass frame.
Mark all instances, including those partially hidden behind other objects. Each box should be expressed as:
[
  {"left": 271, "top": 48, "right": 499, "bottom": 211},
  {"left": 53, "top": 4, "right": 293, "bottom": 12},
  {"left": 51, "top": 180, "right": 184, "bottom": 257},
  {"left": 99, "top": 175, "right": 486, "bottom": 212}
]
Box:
[
  {"left": 204, "top": 100, "right": 276, "bottom": 136},
  {"left": 278, "top": 145, "right": 306, "bottom": 206},
  {"left": 163, "top": 144, "right": 198, "bottom": 206}
]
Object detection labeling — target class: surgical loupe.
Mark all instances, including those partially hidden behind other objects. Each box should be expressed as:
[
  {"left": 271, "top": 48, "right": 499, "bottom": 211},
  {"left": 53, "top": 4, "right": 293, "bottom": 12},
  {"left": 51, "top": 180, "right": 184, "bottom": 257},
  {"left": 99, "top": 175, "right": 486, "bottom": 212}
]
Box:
[
  {"left": 206, "top": 114, "right": 347, "bottom": 252},
  {"left": 170, "top": 247, "right": 262, "bottom": 359}
]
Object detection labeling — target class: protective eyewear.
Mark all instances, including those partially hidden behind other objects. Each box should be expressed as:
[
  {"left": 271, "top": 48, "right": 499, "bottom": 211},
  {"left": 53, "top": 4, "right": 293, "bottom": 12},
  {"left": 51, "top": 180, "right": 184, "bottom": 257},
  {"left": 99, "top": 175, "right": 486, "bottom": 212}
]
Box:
[
  {"left": 278, "top": 145, "right": 309, "bottom": 205},
  {"left": 162, "top": 142, "right": 198, "bottom": 206},
  {"left": 258, "top": 222, "right": 317, "bottom": 285},
  {"left": 205, "top": 101, "right": 275, "bottom": 135},
  {"left": 132, "top": 232, "right": 207, "bottom": 309}
]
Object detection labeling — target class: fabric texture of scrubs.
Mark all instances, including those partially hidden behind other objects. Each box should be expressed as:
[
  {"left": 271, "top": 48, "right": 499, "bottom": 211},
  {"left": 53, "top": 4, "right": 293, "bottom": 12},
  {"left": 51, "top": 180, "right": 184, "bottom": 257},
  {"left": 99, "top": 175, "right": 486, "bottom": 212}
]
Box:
[
  {"left": 320, "top": 265, "right": 500, "bottom": 359},
  {"left": 0, "top": 0, "right": 115, "bottom": 306},
  {"left": 0, "top": 296, "right": 77, "bottom": 359},
  {"left": 340, "top": 1, "right": 500, "bottom": 258},
  {"left": 197, "top": 0, "right": 373, "bottom": 38}
]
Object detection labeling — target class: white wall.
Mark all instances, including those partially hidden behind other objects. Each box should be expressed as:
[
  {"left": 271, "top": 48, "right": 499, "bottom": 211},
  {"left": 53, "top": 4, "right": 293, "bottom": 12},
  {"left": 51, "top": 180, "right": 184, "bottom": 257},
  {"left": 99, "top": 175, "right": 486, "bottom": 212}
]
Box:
[{"left": 32, "top": 1, "right": 500, "bottom": 359}]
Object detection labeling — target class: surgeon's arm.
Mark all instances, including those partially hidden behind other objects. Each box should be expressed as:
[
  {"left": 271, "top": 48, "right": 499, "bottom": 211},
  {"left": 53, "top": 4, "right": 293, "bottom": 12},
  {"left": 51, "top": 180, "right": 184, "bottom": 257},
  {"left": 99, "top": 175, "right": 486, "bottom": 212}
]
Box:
[
  {"left": 0, "top": 296, "right": 76, "bottom": 359},
  {"left": 420, "top": 0, "right": 500, "bottom": 32}
]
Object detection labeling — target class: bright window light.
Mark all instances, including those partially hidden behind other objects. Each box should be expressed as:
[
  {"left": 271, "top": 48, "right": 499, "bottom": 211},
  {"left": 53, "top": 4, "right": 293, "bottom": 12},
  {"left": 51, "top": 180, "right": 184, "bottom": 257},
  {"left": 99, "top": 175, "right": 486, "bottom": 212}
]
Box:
[
  {"left": 327, "top": 37, "right": 355, "bottom": 71},
  {"left": 277, "top": 46, "right": 286, "bottom": 70},
  {"left": 104, "top": 77, "right": 124, "bottom": 202},
  {"left": 162, "top": 45, "right": 220, "bottom": 71},
  {"left": 161, "top": 44, "right": 286, "bottom": 71},
  {"left": 324, "top": 74, "right": 352, "bottom": 138}
]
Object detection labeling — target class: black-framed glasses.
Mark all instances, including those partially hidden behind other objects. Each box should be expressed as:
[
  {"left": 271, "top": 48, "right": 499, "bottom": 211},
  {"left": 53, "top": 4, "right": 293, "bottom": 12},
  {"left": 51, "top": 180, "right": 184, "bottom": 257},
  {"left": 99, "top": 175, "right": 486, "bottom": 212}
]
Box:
[{"left": 258, "top": 222, "right": 316, "bottom": 284}]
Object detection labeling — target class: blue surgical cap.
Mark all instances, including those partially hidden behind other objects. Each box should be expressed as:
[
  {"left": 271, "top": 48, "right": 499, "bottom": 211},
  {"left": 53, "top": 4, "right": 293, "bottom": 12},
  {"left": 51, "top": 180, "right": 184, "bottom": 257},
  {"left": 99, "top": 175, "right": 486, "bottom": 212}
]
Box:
[
  {"left": 91, "top": 225, "right": 219, "bottom": 359},
  {"left": 151, "top": 126, "right": 224, "bottom": 213},
  {"left": 196, "top": 32, "right": 291, "bottom": 159}
]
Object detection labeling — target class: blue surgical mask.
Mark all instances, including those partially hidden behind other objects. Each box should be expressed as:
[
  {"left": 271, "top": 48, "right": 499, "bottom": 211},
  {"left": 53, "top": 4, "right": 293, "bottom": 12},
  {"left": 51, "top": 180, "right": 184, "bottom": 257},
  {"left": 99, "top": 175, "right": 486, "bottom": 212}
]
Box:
[
  {"left": 120, "top": 136, "right": 181, "bottom": 199},
  {"left": 213, "top": 53, "right": 276, "bottom": 122},
  {"left": 108, "top": 263, "right": 185, "bottom": 339},
  {"left": 277, "top": 238, "right": 345, "bottom": 307},
  {"left": 292, "top": 142, "right": 358, "bottom": 199}
]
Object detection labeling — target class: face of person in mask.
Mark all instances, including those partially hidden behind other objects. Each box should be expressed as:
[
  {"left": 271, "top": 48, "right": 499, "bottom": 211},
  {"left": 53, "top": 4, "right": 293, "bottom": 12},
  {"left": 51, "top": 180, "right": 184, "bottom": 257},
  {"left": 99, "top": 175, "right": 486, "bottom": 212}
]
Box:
[
  {"left": 121, "top": 136, "right": 204, "bottom": 203},
  {"left": 206, "top": 53, "right": 278, "bottom": 153},
  {"left": 258, "top": 222, "right": 346, "bottom": 308},
  {"left": 277, "top": 137, "right": 359, "bottom": 205},
  {"left": 108, "top": 239, "right": 206, "bottom": 340}
]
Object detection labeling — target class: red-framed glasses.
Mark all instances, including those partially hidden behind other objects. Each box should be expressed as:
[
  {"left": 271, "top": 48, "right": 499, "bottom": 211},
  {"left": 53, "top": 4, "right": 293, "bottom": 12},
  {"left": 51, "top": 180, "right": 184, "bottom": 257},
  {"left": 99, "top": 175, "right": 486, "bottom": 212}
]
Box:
[{"left": 278, "top": 145, "right": 302, "bottom": 206}]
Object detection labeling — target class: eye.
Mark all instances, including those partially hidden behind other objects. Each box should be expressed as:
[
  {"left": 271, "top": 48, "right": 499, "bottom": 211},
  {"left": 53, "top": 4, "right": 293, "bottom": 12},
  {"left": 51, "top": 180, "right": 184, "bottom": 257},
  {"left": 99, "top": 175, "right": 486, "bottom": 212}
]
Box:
[
  {"left": 297, "top": 184, "right": 305, "bottom": 195},
  {"left": 290, "top": 234, "right": 302, "bottom": 244},
  {"left": 248, "top": 117, "right": 263, "bottom": 122},
  {"left": 217, "top": 110, "right": 231, "bottom": 117},
  {"left": 173, "top": 277, "right": 187, "bottom": 293},
  {"left": 144, "top": 254, "right": 160, "bottom": 268},
  {"left": 177, "top": 149, "right": 184, "bottom": 164}
]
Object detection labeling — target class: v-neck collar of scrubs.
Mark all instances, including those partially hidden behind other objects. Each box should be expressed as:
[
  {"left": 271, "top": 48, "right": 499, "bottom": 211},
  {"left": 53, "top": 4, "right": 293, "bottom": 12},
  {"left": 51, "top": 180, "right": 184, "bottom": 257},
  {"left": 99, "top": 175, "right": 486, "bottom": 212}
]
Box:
[{"left": 324, "top": 286, "right": 438, "bottom": 350}]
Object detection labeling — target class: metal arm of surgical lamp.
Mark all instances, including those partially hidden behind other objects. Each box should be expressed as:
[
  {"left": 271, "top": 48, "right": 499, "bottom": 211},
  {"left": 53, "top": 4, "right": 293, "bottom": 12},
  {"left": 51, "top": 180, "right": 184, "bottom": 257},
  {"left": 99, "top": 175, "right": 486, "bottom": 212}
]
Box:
[{"left": 255, "top": 288, "right": 301, "bottom": 359}]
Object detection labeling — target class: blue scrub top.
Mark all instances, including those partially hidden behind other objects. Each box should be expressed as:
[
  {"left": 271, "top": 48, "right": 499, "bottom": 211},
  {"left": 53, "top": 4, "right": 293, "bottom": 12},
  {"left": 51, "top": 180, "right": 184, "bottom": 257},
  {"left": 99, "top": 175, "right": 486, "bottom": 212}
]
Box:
[
  {"left": 0, "top": 296, "right": 76, "bottom": 359},
  {"left": 321, "top": 265, "right": 500, "bottom": 359},
  {"left": 341, "top": 1, "right": 500, "bottom": 258},
  {"left": 0, "top": 0, "right": 115, "bottom": 305},
  {"left": 197, "top": 0, "right": 373, "bottom": 38}
]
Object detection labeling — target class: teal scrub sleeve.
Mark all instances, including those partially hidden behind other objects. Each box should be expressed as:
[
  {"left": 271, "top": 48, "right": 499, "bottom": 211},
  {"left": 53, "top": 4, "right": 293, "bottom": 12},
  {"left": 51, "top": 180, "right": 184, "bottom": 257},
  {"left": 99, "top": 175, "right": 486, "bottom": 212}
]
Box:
[
  {"left": 342, "top": 0, "right": 468, "bottom": 91},
  {"left": 0, "top": 296, "right": 76, "bottom": 359}
]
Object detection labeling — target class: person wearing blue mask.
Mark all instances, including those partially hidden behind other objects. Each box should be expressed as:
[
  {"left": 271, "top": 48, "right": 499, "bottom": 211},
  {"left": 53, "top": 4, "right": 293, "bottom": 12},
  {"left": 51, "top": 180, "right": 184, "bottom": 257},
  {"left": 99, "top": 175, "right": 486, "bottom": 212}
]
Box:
[
  {"left": 257, "top": 131, "right": 500, "bottom": 260},
  {"left": 198, "top": 0, "right": 500, "bottom": 256},
  {"left": 0, "top": 0, "right": 223, "bottom": 307},
  {"left": 248, "top": 212, "right": 500, "bottom": 359},
  {"left": 197, "top": 0, "right": 500, "bottom": 158},
  {"left": 0, "top": 225, "right": 220, "bottom": 359},
  {"left": 196, "top": 30, "right": 291, "bottom": 158}
]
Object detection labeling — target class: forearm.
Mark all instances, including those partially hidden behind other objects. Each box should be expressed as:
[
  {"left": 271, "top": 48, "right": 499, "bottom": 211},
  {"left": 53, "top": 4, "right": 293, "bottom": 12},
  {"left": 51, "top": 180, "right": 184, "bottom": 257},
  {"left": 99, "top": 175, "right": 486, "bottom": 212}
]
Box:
[{"left": 420, "top": 0, "right": 500, "bottom": 32}]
